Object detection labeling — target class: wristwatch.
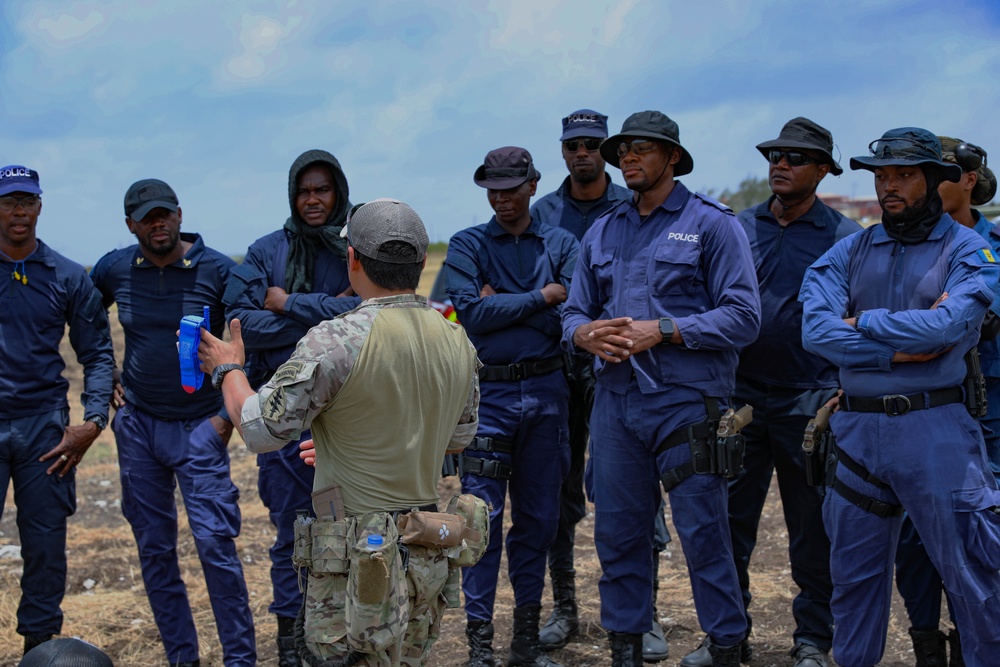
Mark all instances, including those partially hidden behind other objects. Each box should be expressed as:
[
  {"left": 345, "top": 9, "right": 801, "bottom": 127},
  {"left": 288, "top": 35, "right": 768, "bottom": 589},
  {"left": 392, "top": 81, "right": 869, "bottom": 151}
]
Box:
[
  {"left": 85, "top": 414, "right": 108, "bottom": 431},
  {"left": 658, "top": 318, "right": 676, "bottom": 345},
  {"left": 211, "top": 364, "right": 245, "bottom": 390}
]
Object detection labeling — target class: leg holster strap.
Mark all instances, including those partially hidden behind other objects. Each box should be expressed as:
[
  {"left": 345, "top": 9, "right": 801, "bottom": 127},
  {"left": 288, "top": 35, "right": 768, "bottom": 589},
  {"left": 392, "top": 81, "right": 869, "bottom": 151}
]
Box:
[
  {"left": 830, "top": 476, "right": 903, "bottom": 518},
  {"left": 459, "top": 436, "right": 514, "bottom": 480},
  {"left": 657, "top": 398, "right": 723, "bottom": 493}
]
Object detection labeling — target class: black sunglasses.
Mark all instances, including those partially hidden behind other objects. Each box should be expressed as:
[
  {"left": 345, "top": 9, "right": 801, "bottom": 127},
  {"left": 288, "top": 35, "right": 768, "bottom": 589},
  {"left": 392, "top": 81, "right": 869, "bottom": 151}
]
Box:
[
  {"left": 563, "top": 138, "right": 602, "bottom": 152},
  {"left": 767, "top": 150, "right": 818, "bottom": 167}
]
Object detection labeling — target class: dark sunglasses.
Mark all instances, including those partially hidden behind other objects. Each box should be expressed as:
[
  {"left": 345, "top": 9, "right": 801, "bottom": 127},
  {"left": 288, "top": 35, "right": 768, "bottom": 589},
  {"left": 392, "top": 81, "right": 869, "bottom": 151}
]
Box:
[
  {"left": 616, "top": 139, "right": 658, "bottom": 158},
  {"left": 767, "top": 150, "right": 818, "bottom": 167},
  {"left": 563, "top": 138, "right": 602, "bottom": 152},
  {"left": 867, "top": 137, "right": 928, "bottom": 160},
  {"left": 0, "top": 195, "right": 41, "bottom": 212}
]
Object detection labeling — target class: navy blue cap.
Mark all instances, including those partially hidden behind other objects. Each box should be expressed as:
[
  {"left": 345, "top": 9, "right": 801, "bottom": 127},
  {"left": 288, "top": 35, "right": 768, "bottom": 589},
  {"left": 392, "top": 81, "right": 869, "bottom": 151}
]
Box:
[
  {"left": 124, "top": 178, "right": 179, "bottom": 221},
  {"left": 560, "top": 109, "right": 609, "bottom": 141},
  {"left": 850, "top": 127, "right": 962, "bottom": 183},
  {"left": 474, "top": 147, "right": 541, "bottom": 189},
  {"left": 0, "top": 165, "right": 42, "bottom": 197}
]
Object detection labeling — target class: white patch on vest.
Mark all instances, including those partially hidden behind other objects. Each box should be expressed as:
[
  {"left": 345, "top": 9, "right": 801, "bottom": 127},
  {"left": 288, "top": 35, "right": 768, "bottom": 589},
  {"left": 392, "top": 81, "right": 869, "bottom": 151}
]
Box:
[{"left": 667, "top": 232, "right": 699, "bottom": 243}]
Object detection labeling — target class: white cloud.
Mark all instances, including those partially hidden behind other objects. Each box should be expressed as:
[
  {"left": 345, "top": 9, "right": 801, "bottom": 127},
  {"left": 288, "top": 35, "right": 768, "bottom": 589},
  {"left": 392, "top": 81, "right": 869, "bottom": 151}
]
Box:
[{"left": 34, "top": 8, "right": 105, "bottom": 45}]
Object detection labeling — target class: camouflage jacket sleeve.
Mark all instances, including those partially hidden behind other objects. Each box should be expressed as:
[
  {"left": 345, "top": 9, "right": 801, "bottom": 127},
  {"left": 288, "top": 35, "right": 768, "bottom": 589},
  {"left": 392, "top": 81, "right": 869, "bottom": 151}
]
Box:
[
  {"left": 448, "top": 348, "right": 482, "bottom": 454},
  {"left": 240, "top": 309, "right": 375, "bottom": 453}
]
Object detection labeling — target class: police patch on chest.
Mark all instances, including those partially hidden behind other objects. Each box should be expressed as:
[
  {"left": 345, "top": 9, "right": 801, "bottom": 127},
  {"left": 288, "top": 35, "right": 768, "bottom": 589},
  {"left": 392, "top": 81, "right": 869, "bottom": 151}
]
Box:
[
  {"left": 271, "top": 361, "right": 305, "bottom": 384},
  {"left": 264, "top": 387, "right": 287, "bottom": 421}
]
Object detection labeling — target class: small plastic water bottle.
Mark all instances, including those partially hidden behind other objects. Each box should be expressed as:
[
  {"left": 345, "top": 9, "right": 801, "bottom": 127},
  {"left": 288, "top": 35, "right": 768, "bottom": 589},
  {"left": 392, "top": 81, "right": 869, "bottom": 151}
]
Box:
[{"left": 366, "top": 534, "right": 383, "bottom": 550}]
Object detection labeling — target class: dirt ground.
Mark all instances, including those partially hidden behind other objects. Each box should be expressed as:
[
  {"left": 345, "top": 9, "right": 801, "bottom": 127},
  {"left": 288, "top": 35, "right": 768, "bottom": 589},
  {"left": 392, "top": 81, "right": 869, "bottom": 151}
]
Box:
[{"left": 0, "top": 253, "right": 922, "bottom": 666}]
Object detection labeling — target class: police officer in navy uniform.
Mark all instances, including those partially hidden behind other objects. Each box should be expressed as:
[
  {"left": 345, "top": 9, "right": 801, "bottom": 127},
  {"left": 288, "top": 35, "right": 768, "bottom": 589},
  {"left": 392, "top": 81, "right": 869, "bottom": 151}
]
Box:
[
  {"left": 683, "top": 118, "right": 861, "bottom": 667},
  {"left": 0, "top": 165, "right": 115, "bottom": 656},
  {"left": 91, "top": 179, "right": 256, "bottom": 667},
  {"left": 800, "top": 128, "right": 1000, "bottom": 667},
  {"left": 562, "top": 111, "right": 760, "bottom": 667},
  {"left": 445, "top": 147, "right": 577, "bottom": 667},
  {"left": 225, "top": 150, "right": 359, "bottom": 665}
]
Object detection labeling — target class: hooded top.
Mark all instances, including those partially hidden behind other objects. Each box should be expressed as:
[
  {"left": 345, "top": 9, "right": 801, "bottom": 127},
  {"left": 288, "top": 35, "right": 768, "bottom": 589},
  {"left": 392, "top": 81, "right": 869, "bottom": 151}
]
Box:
[{"left": 283, "top": 149, "right": 352, "bottom": 294}]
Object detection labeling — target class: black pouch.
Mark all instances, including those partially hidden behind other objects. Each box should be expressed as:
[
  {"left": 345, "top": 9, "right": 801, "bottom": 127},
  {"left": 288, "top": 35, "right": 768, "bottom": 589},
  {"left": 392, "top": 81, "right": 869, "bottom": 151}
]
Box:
[
  {"left": 690, "top": 434, "right": 715, "bottom": 475},
  {"left": 715, "top": 433, "right": 745, "bottom": 478}
]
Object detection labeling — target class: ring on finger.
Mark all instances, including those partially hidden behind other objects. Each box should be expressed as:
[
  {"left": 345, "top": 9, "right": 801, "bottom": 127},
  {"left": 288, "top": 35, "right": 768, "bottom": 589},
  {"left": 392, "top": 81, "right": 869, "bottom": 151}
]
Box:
[{"left": 59, "top": 454, "right": 69, "bottom": 462}]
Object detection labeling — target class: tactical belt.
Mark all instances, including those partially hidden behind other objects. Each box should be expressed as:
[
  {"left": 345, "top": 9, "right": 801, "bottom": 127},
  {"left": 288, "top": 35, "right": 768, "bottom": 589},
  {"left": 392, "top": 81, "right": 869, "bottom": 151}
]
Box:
[
  {"left": 841, "top": 386, "right": 964, "bottom": 416},
  {"left": 479, "top": 356, "right": 564, "bottom": 382},
  {"left": 460, "top": 435, "right": 515, "bottom": 480},
  {"left": 657, "top": 399, "right": 721, "bottom": 493},
  {"left": 830, "top": 443, "right": 902, "bottom": 518}
]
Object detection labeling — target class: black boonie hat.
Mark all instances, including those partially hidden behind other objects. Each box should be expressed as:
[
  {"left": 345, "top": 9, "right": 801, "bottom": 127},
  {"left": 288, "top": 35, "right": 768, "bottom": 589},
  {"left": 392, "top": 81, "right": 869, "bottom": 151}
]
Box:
[
  {"left": 600, "top": 110, "right": 694, "bottom": 176},
  {"left": 850, "top": 127, "right": 962, "bottom": 183},
  {"left": 755, "top": 117, "right": 843, "bottom": 175},
  {"left": 474, "top": 146, "right": 541, "bottom": 190}
]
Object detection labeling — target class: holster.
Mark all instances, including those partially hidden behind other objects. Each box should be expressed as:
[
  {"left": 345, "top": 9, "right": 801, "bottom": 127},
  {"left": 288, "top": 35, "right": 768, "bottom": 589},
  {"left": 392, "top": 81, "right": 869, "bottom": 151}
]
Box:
[
  {"left": 965, "top": 348, "right": 989, "bottom": 418},
  {"left": 802, "top": 405, "right": 836, "bottom": 488}
]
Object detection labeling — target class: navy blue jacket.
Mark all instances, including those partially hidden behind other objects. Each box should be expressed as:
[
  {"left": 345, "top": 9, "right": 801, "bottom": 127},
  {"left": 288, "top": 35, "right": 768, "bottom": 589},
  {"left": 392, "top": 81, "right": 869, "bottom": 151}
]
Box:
[
  {"left": 737, "top": 196, "right": 861, "bottom": 388},
  {"left": 562, "top": 181, "right": 761, "bottom": 397},
  {"left": 531, "top": 174, "right": 632, "bottom": 241},
  {"left": 225, "top": 229, "right": 359, "bottom": 386},
  {"left": 0, "top": 240, "right": 114, "bottom": 420},
  {"left": 91, "top": 233, "right": 234, "bottom": 420},
  {"left": 445, "top": 218, "right": 579, "bottom": 365}
]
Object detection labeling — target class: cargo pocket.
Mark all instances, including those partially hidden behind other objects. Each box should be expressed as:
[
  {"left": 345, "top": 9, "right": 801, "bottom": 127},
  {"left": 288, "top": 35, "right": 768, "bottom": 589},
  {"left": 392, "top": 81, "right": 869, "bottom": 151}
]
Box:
[
  {"left": 304, "top": 570, "right": 348, "bottom": 659},
  {"left": 953, "top": 485, "right": 1000, "bottom": 571},
  {"left": 345, "top": 512, "right": 408, "bottom": 654},
  {"left": 651, "top": 241, "right": 701, "bottom": 295}
]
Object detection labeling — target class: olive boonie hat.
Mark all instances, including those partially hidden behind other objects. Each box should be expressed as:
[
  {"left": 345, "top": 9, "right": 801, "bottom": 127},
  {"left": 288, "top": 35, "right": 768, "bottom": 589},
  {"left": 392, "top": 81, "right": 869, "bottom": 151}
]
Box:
[
  {"left": 939, "top": 136, "right": 997, "bottom": 207},
  {"left": 474, "top": 146, "right": 541, "bottom": 189},
  {"left": 19, "top": 638, "right": 114, "bottom": 667},
  {"left": 339, "top": 198, "right": 428, "bottom": 263},
  {"left": 755, "top": 117, "right": 843, "bottom": 175},
  {"left": 850, "top": 128, "right": 962, "bottom": 183},
  {"left": 124, "top": 178, "right": 179, "bottom": 222},
  {"left": 601, "top": 110, "right": 694, "bottom": 175}
]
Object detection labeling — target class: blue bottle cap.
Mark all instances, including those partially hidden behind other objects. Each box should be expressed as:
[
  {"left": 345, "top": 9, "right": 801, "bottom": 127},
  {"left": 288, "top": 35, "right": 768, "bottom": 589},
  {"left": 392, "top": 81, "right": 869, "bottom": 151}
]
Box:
[{"left": 367, "top": 534, "right": 384, "bottom": 547}]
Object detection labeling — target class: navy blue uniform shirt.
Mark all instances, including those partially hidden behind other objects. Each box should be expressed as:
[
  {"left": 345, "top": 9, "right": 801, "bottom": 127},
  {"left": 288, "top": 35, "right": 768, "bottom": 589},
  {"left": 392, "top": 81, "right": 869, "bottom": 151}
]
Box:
[
  {"left": 737, "top": 196, "right": 861, "bottom": 388},
  {"left": 445, "top": 217, "right": 579, "bottom": 365},
  {"left": 0, "top": 240, "right": 114, "bottom": 420},
  {"left": 531, "top": 174, "right": 632, "bottom": 241},
  {"left": 91, "top": 233, "right": 235, "bottom": 421}
]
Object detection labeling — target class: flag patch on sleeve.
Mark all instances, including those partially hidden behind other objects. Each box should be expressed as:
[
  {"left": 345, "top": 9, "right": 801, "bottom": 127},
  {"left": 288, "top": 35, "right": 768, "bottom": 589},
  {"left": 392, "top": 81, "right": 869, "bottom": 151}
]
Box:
[{"left": 979, "top": 248, "right": 996, "bottom": 263}]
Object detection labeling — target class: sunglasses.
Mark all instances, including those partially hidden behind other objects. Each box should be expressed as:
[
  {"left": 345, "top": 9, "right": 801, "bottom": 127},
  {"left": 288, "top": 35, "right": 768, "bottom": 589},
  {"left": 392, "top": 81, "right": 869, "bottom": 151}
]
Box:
[
  {"left": 0, "top": 195, "right": 41, "bottom": 213},
  {"left": 563, "top": 138, "right": 602, "bottom": 152},
  {"left": 867, "top": 137, "right": 929, "bottom": 160},
  {"left": 616, "top": 139, "right": 659, "bottom": 158},
  {"left": 767, "top": 150, "right": 818, "bottom": 167}
]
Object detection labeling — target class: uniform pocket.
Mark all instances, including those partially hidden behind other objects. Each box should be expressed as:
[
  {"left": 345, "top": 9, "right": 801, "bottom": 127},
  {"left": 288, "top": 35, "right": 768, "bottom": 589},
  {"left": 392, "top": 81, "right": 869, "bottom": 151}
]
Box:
[
  {"left": 303, "top": 570, "right": 348, "bottom": 659},
  {"left": 651, "top": 241, "right": 701, "bottom": 295},
  {"left": 953, "top": 485, "right": 1000, "bottom": 571}
]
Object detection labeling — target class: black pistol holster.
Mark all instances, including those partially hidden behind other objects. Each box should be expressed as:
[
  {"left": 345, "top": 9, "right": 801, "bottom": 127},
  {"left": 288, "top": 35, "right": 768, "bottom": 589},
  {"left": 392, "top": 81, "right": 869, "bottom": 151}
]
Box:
[
  {"left": 658, "top": 398, "right": 752, "bottom": 493},
  {"left": 964, "top": 347, "right": 988, "bottom": 418},
  {"left": 802, "top": 404, "right": 837, "bottom": 488}
]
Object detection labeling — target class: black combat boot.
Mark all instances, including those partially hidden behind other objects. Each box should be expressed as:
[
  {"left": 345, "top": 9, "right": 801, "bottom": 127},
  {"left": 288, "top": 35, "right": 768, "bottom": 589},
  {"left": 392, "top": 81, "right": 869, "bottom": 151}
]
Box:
[
  {"left": 173, "top": 662, "right": 201, "bottom": 667},
  {"left": 789, "top": 642, "right": 829, "bottom": 667},
  {"left": 539, "top": 569, "right": 579, "bottom": 650},
  {"left": 680, "top": 636, "right": 751, "bottom": 667},
  {"left": 467, "top": 619, "right": 497, "bottom": 667},
  {"left": 708, "top": 641, "right": 742, "bottom": 667},
  {"left": 507, "top": 604, "right": 563, "bottom": 667},
  {"left": 909, "top": 628, "right": 947, "bottom": 667},
  {"left": 947, "top": 628, "right": 965, "bottom": 667},
  {"left": 277, "top": 615, "right": 301, "bottom": 667},
  {"left": 23, "top": 634, "right": 53, "bottom": 656},
  {"left": 609, "top": 631, "right": 644, "bottom": 667},
  {"left": 643, "top": 555, "right": 669, "bottom": 662}
]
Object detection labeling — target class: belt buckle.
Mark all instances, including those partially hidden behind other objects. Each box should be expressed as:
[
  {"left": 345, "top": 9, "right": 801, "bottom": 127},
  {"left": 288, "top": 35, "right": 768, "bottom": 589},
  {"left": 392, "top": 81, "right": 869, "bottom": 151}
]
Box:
[
  {"left": 882, "top": 394, "right": 911, "bottom": 416},
  {"left": 507, "top": 363, "right": 524, "bottom": 381}
]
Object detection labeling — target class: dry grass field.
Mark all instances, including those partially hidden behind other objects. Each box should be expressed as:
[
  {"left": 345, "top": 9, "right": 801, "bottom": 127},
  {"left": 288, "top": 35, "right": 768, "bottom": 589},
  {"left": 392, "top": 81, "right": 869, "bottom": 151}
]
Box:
[{"left": 1, "top": 249, "right": 919, "bottom": 666}]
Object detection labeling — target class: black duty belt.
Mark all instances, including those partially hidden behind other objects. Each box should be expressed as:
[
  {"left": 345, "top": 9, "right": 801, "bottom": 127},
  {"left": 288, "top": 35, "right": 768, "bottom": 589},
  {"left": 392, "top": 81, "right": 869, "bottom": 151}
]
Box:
[
  {"left": 479, "top": 356, "right": 564, "bottom": 382},
  {"left": 841, "top": 386, "right": 964, "bottom": 416}
]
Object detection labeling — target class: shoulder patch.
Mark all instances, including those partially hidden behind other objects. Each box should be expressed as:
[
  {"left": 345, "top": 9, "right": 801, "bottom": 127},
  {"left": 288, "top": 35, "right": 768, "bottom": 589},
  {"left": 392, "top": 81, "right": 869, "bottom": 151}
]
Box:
[
  {"left": 271, "top": 360, "right": 305, "bottom": 384},
  {"left": 979, "top": 248, "right": 996, "bottom": 264},
  {"left": 263, "top": 386, "right": 287, "bottom": 421}
]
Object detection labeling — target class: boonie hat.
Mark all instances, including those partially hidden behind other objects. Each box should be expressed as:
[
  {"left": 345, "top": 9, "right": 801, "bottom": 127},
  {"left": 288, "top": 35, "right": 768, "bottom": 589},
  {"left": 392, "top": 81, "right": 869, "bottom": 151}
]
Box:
[
  {"left": 601, "top": 110, "right": 694, "bottom": 176},
  {"left": 474, "top": 147, "right": 541, "bottom": 190},
  {"left": 755, "top": 117, "right": 843, "bottom": 175},
  {"left": 0, "top": 165, "right": 43, "bottom": 197},
  {"left": 339, "top": 198, "right": 429, "bottom": 263},
  {"left": 124, "top": 178, "right": 179, "bottom": 222},
  {"left": 850, "top": 128, "right": 962, "bottom": 183},
  {"left": 560, "top": 109, "right": 609, "bottom": 141},
  {"left": 939, "top": 136, "right": 997, "bottom": 207},
  {"left": 18, "top": 638, "right": 113, "bottom": 667}
]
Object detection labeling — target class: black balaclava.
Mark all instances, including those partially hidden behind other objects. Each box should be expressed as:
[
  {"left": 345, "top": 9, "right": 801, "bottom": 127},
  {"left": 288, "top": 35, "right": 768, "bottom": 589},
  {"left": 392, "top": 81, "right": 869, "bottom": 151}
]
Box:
[
  {"left": 283, "top": 150, "right": 351, "bottom": 294},
  {"left": 881, "top": 165, "right": 944, "bottom": 245}
]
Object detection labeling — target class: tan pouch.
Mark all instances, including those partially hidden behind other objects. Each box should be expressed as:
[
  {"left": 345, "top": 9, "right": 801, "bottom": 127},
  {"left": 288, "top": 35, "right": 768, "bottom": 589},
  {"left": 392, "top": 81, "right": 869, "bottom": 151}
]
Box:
[
  {"left": 397, "top": 511, "right": 466, "bottom": 548},
  {"left": 446, "top": 493, "right": 491, "bottom": 567}
]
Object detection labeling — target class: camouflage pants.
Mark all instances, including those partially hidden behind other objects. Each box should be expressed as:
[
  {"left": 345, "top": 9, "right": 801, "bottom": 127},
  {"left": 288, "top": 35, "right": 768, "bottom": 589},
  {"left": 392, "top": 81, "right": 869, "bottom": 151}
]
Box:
[{"left": 304, "top": 544, "right": 453, "bottom": 666}]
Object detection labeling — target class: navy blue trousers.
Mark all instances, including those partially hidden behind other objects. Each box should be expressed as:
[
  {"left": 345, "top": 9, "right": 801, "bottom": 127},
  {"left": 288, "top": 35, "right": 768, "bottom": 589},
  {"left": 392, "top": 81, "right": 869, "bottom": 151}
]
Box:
[
  {"left": 728, "top": 378, "right": 834, "bottom": 650},
  {"left": 590, "top": 381, "right": 746, "bottom": 644},
  {"left": 461, "top": 371, "right": 570, "bottom": 621},
  {"left": 114, "top": 403, "right": 256, "bottom": 666},
  {"left": 825, "top": 404, "right": 1000, "bottom": 667},
  {"left": 0, "top": 409, "right": 75, "bottom": 637},
  {"left": 257, "top": 435, "right": 315, "bottom": 620}
]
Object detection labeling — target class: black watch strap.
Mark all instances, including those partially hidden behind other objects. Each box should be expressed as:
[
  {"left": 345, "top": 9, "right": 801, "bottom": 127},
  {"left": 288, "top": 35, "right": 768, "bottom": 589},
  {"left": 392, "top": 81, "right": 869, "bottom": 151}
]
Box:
[
  {"left": 85, "top": 414, "right": 108, "bottom": 431},
  {"left": 658, "top": 318, "right": 675, "bottom": 345},
  {"left": 212, "top": 364, "right": 245, "bottom": 390}
]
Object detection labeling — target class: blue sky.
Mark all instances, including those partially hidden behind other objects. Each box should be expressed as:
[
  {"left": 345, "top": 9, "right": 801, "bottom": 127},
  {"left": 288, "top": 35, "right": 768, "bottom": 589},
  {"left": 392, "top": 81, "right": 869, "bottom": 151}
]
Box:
[{"left": 3, "top": 0, "right": 999, "bottom": 265}]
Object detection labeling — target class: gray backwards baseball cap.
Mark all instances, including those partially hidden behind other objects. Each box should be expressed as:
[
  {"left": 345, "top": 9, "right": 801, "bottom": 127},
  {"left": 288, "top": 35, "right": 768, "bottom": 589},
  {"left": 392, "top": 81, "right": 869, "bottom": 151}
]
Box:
[
  {"left": 19, "top": 638, "right": 113, "bottom": 667},
  {"left": 339, "top": 198, "right": 429, "bottom": 263},
  {"left": 850, "top": 127, "right": 962, "bottom": 183},
  {"left": 601, "top": 110, "right": 694, "bottom": 176},
  {"left": 124, "top": 178, "right": 179, "bottom": 221}
]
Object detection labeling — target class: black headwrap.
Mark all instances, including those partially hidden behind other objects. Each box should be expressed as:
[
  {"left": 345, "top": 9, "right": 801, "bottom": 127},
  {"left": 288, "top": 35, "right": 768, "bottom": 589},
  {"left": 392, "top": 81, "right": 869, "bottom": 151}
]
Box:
[{"left": 881, "top": 166, "right": 944, "bottom": 245}]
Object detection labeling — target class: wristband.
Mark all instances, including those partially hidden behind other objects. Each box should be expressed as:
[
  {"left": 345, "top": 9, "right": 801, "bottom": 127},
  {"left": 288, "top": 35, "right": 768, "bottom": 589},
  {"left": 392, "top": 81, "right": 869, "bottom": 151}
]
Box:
[{"left": 179, "top": 306, "right": 209, "bottom": 394}]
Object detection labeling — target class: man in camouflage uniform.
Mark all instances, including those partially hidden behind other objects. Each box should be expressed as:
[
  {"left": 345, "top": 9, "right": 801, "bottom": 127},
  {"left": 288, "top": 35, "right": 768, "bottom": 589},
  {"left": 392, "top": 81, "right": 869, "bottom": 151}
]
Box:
[{"left": 199, "top": 199, "right": 480, "bottom": 667}]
